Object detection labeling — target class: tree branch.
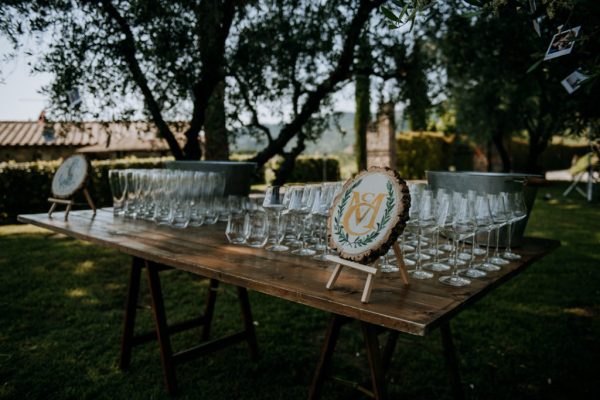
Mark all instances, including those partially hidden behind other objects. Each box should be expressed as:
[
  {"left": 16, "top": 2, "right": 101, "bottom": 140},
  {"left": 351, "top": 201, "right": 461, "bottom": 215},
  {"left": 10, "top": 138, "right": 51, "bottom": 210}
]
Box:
[
  {"left": 232, "top": 72, "right": 273, "bottom": 144},
  {"left": 98, "top": 0, "right": 183, "bottom": 160},
  {"left": 250, "top": 0, "right": 385, "bottom": 167}
]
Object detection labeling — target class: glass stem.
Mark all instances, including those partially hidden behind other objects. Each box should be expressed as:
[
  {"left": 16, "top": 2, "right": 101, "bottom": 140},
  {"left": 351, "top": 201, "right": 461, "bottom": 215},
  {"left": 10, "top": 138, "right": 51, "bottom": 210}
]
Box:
[
  {"left": 434, "top": 229, "right": 440, "bottom": 262},
  {"left": 452, "top": 236, "right": 460, "bottom": 277},
  {"left": 494, "top": 226, "right": 502, "bottom": 257},
  {"left": 506, "top": 222, "right": 513, "bottom": 253},
  {"left": 469, "top": 231, "right": 476, "bottom": 268},
  {"left": 416, "top": 226, "right": 422, "bottom": 271},
  {"left": 485, "top": 229, "right": 492, "bottom": 260}
]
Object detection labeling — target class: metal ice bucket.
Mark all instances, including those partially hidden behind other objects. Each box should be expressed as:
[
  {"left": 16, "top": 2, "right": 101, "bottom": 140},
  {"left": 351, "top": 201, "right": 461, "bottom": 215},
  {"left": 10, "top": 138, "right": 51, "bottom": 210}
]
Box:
[
  {"left": 426, "top": 171, "right": 541, "bottom": 247},
  {"left": 166, "top": 161, "right": 257, "bottom": 196}
]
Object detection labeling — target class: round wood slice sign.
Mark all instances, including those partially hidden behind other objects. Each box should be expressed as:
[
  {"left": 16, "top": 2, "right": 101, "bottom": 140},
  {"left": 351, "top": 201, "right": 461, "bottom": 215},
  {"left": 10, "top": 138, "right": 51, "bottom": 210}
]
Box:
[
  {"left": 328, "top": 167, "right": 410, "bottom": 265},
  {"left": 51, "top": 154, "right": 89, "bottom": 199}
]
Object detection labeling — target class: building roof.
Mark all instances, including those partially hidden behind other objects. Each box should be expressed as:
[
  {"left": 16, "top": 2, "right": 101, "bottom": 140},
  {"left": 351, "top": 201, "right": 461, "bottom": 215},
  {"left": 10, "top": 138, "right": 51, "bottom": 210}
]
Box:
[{"left": 0, "top": 121, "right": 188, "bottom": 151}]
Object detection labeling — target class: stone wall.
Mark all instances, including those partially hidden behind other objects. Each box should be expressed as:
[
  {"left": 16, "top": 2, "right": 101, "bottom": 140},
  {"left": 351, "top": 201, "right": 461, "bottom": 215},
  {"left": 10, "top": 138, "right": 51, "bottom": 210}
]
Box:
[{"left": 366, "top": 102, "right": 396, "bottom": 169}]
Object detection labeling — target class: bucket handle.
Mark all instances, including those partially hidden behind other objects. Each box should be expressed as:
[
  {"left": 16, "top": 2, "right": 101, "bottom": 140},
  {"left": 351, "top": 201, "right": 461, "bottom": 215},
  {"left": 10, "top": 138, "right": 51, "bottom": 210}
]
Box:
[{"left": 507, "top": 178, "right": 528, "bottom": 185}]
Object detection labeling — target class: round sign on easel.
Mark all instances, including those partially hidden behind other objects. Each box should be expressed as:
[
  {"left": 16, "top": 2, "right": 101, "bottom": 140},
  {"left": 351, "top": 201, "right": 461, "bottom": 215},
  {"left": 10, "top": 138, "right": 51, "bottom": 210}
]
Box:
[
  {"left": 328, "top": 167, "right": 411, "bottom": 265},
  {"left": 51, "top": 154, "right": 90, "bottom": 199}
]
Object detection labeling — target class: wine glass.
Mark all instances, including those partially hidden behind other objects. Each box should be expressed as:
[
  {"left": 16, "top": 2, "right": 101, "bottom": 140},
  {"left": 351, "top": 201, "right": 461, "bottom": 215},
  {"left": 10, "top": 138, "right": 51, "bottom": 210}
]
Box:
[
  {"left": 502, "top": 192, "right": 527, "bottom": 260},
  {"left": 313, "top": 182, "right": 342, "bottom": 261},
  {"left": 488, "top": 192, "right": 510, "bottom": 266},
  {"left": 473, "top": 193, "right": 501, "bottom": 272},
  {"left": 459, "top": 193, "right": 488, "bottom": 279},
  {"left": 263, "top": 186, "right": 289, "bottom": 252},
  {"left": 408, "top": 189, "right": 435, "bottom": 279},
  {"left": 439, "top": 192, "right": 473, "bottom": 287},
  {"left": 423, "top": 189, "right": 451, "bottom": 272}
]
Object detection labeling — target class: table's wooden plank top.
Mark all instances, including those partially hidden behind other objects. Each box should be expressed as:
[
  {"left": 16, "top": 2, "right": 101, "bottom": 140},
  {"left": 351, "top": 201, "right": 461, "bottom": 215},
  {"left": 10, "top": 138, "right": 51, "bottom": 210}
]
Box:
[{"left": 18, "top": 209, "right": 560, "bottom": 336}]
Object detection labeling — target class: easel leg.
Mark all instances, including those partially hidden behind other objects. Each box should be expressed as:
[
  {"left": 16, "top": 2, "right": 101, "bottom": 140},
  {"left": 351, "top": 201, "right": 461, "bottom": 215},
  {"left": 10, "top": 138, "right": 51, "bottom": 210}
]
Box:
[
  {"left": 309, "top": 314, "right": 350, "bottom": 400},
  {"left": 83, "top": 187, "right": 97, "bottom": 216},
  {"left": 119, "top": 257, "right": 143, "bottom": 370},
  {"left": 64, "top": 203, "right": 72, "bottom": 221},
  {"left": 145, "top": 261, "right": 178, "bottom": 395},
  {"left": 325, "top": 264, "right": 343, "bottom": 289},
  {"left": 237, "top": 286, "right": 260, "bottom": 361},
  {"left": 440, "top": 322, "right": 464, "bottom": 400},
  {"left": 48, "top": 202, "right": 57, "bottom": 218},
  {"left": 361, "top": 322, "right": 388, "bottom": 400}
]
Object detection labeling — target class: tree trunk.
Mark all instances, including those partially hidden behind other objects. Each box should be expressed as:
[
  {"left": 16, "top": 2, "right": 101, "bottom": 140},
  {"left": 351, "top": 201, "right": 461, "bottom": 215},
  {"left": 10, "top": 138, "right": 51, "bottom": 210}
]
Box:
[
  {"left": 492, "top": 131, "right": 511, "bottom": 172},
  {"left": 273, "top": 134, "right": 306, "bottom": 185},
  {"left": 354, "top": 33, "right": 371, "bottom": 171},
  {"left": 204, "top": 78, "right": 229, "bottom": 160}
]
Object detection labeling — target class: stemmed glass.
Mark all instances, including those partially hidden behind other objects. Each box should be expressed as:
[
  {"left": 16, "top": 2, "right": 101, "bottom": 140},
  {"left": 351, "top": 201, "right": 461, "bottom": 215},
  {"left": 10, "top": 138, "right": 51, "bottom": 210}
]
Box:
[
  {"left": 488, "top": 192, "right": 510, "bottom": 266},
  {"left": 408, "top": 189, "right": 435, "bottom": 279},
  {"left": 502, "top": 192, "right": 527, "bottom": 260},
  {"left": 473, "top": 193, "right": 501, "bottom": 272},
  {"left": 459, "top": 193, "right": 489, "bottom": 279},
  {"left": 108, "top": 170, "right": 127, "bottom": 216},
  {"left": 313, "top": 182, "right": 343, "bottom": 261},
  {"left": 423, "top": 189, "right": 451, "bottom": 272},
  {"left": 263, "top": 186, "right": 289, "bottom": 252},
  {"left": 439, "top": 192, "right": 474, "bottom": 287}
]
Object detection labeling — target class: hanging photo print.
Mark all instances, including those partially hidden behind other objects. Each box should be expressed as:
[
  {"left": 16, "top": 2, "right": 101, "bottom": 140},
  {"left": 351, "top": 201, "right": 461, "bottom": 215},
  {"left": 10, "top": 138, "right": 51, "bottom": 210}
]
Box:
[
  {"left": 544, "top": 26, "right": 581, "bottom": 60},
  {"left": 67, "top": 88, "right": 82, "bottom": 108},
  {"left": 561, "top": 69, "right": 590, "bottom": 94},
  {"left": 529, "top": 0, "right": 542, "bottom": 37}
]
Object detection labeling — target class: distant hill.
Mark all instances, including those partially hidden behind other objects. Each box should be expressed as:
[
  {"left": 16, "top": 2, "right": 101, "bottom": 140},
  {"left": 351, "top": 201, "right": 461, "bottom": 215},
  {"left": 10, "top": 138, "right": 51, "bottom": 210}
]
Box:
[
  {"left": 230, "top": 111, "right": 407, "bottom": 156},
  {"left": 231, "top": 112, "right": 355, "bottom": 155}
]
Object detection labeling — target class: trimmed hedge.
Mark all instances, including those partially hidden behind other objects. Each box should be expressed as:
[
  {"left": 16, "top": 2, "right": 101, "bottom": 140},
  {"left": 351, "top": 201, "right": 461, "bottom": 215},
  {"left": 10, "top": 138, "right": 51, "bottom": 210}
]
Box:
[
  {"left": 0, "top": 157, "right": 171, "bottom": 225},
  {"left": 395, "top": 132, "right": 588, "bottom": 179},
  {"left": 396, "top": 132, "right": 474, "bottom": 179},
  {"left": 269, "top": 155, "right": 341, "bottom": 183},
  {"left": 0, "top": 154, "right": 341, "bottom": 224}
]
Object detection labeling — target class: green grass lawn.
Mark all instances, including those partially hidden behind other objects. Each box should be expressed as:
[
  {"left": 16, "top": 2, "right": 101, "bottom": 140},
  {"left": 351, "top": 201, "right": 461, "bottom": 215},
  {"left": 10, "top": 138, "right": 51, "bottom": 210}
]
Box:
[{"left": 1, "top": 183, "right": 599, "bottom": 400}]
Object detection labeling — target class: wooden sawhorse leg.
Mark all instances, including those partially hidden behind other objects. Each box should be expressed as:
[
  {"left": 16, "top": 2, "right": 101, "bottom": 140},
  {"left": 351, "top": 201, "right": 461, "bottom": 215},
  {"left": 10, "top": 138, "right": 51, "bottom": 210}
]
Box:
[
  {"left": 118, "top": 257, "right": 259, "bottom": 395},
  {"left": 309, "top": 315, "right": 398, "bottom": 400},
  {"left": 309, "top": 315, "right": 463, "bottom": 400}
]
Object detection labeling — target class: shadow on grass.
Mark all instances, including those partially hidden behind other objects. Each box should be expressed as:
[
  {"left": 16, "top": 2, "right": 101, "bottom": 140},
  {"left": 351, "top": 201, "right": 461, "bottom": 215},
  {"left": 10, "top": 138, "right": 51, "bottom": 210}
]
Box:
[{"left": 0, "top": 183, "right": 598, "bottom": 399}]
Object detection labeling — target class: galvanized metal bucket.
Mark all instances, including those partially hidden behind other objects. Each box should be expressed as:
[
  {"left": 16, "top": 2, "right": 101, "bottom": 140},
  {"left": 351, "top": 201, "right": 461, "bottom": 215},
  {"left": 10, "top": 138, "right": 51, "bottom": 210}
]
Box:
[
  {"left": 166, "top": 161, "right": 257, "bottom": 196},
  {"left": 426, "top": 171, "right": 542, "bottom": 247}
]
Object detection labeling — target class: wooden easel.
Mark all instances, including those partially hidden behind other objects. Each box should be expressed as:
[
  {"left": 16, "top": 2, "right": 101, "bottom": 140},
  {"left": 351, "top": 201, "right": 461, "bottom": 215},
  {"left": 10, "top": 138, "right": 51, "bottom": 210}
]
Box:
[
  {"left": 325, "top": 242, "right": 409, "bottom": 304},
  {"left": 48, "top": 187, "right": 96, "bottom": 221}
]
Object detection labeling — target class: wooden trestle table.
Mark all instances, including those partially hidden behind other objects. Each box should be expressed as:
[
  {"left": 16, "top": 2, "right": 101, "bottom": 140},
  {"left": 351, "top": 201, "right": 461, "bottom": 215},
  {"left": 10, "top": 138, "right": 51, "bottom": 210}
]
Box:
[{"left": 18, "top": 209, "right": 560, "bottom": 399}]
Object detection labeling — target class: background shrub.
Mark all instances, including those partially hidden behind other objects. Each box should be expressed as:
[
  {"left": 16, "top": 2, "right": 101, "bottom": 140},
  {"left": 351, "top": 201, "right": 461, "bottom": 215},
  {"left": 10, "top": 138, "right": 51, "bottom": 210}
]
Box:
[
  {"left": 0, "top": 157, "right": 170, "bottom": 225},
  {"left": 268, "top": 155, "right": 340, "bottom": 183},
  {"left": 0, "top": 155, "right": 340, "bottom": 224}
]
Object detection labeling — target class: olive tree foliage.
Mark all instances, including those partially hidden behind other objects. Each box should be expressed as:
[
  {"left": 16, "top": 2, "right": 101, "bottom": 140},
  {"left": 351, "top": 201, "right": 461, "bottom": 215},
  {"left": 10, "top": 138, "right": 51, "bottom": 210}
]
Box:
[
  {"left": 1, "top": 0, "right": 391, "bottom": 180},
  {"left": 439, "top": 0, "right": 600, "bottom": 173},
  {"left": 1, "top": 0, "right": 239, "bottom": 160},
  {"left": 226, "top": 0, "right": 386, "bottom": 183}
]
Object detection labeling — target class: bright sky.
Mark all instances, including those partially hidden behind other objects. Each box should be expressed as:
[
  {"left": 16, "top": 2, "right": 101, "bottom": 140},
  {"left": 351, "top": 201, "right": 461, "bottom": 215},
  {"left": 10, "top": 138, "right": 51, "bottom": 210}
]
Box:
[
  {"left": 0, "top": 38, "right": 52, "bottom": 121},
  {"left": 0, "top": 35, "right": 356, "bottom": 122}
]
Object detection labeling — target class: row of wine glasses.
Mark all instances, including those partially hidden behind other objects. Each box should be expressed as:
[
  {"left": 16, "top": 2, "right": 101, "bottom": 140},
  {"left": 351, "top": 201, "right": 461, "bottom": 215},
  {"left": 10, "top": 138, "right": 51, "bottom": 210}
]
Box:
[
  {"left": 395, "top": 184, "right": 528, "bottom": 287},
  {"left": 225, "top": 182, "right": 344, "bottom": 259},
  {"left": 109, "top": 169, "right": 238, "bottom": 228}
]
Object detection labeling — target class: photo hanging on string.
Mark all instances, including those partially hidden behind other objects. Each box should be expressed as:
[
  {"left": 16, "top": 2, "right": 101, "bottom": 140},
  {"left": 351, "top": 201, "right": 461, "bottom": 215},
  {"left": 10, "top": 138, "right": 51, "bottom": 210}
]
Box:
[
  {"left": 544, "top": 26, "right": 581, "bottom": 61},
  {"left": 561, "top": 69, "right": 589, "bottom": 94}
]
